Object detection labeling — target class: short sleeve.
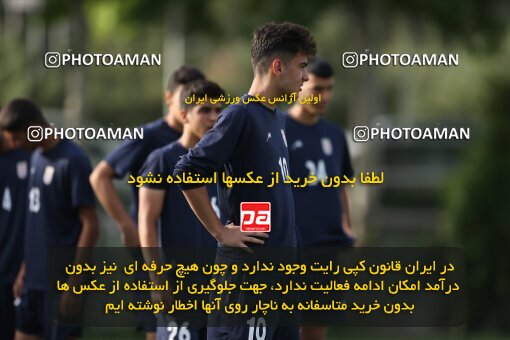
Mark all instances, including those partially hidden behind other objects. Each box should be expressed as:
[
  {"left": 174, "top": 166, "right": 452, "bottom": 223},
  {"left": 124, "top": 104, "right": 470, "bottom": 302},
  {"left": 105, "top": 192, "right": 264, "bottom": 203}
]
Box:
[
  {"left": 138, "top": 148, "right": 169, "bottom": 191},
  {"left": 105, "top": 138, "right": 147, "bottom": 179}
]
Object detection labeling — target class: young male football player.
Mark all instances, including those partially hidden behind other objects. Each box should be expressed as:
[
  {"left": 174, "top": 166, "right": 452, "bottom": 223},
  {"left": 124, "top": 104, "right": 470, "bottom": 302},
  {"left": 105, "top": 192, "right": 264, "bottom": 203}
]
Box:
[
  {"left": 0, "top": 131, "right": 30, "bottom": 340},
  {"left": 173, "top": 22, "right": 317, "bottom": 340},
  {"left": 286, "top": 56, "right": 354, "bottom": 340},
  {"left": 90, "top": 66, "right": 205, "bottom": 338},
  {"left": 90, "top": 65, "right": 206, "bottom": 248},
  {"left": 0, "top": 98, "right": 99, "bottom": 340},
  {"left": 139, "top": 79, "right": 225, "bottom": 340}
]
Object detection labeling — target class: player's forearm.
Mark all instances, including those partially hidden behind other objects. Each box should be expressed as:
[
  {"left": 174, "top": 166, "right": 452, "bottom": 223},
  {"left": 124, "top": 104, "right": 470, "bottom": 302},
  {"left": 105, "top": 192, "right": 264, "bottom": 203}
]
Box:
[
  {"left": 90, "top": 166, "right": 134, "bottom": 229},
  {"left": 139, "top": 220, "right": 162, "bottom": 283},
  {"left": 181, "top": 186, "right": 225, "bottom": 241},
  {"left": 340, "top": 188, "right": 353, "bottom": 232},
  {"left": 70, "top": 209, "right": 99, "bottom": 288},
  {"left": 16, "top": 261, "right": 26, "bottom": 280},
  {"left": 138, "top": 187, "right": 165, "bottom": 247},
  {"left": 77, "top": 209, "right": 99, "bottom": 248},
  {"left": 138, "top": 217, "right": 159, "bottom": 248}
]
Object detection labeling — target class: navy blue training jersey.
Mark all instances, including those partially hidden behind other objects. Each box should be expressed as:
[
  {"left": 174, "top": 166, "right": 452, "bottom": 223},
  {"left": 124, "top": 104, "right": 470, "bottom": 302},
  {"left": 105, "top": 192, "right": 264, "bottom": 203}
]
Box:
[
  {"left": 104, "top": 118, "right": 180, "bottom": 222},
  {"left": 285, "top": 116, "right": 354, "bottom": 246},
  {"left": 0, "top": 149, "right": 30, "bottom": 283},
  {"left": 174, "top": 95, "right": 298, "bottom": 251},
  {"left": 24, "top": 139, "right": 96, "bottom": 290},
  {"left": 139, "top": 141, "right": 221, "bottom": 248}
]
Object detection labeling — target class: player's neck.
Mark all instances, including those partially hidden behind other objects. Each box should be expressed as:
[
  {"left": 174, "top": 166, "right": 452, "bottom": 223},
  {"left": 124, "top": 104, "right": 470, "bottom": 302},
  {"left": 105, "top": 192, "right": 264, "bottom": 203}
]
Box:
[
  {"left": 178, "top": 131, "right": 199, "bottom": 149},
  {"left": 0, "top": 137, "right": 7, "bottom": 153},
  {"left": 40, "top": 136, "right": 60, "bottom": 151},
  {"left": 288, "top": 105, "right": 320, "bottom": 126},
  {"left": 164, "top": 111, "right": 183, "bottom": 133},
  {"left": 248, "top": 77, "right": 279, "bottom": 111}
]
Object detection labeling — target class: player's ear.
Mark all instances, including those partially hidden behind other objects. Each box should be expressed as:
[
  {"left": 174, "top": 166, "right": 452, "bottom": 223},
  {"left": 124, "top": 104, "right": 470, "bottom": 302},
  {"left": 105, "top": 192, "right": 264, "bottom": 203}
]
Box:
[
  {"left": 164, "top": 90, "right": 173, "bottom": 106},
  {"left": 180, "top": 108, "right": 189, "bottom": 123},
  {"left": 271, "top": 59, "right": 283, "bottom": 76}
]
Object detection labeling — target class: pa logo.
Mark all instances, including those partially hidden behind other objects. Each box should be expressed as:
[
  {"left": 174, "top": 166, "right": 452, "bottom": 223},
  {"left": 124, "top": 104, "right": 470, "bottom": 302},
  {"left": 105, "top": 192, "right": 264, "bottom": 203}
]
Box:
[{"left": 240, "top": 202, "right": 271, "bottom": 232}]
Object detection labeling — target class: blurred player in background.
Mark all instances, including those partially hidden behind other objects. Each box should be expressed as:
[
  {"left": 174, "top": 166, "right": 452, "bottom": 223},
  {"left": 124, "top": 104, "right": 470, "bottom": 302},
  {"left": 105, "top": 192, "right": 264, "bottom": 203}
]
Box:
[
  {"left": 139, "top": 79, "right": 226, "bottom": 340},
  {"left": 286, "top": 56, "right": 354, "bottom": 340},
  {"left": 0, "top": 98, "right": 99, "bottom": 340},
  {"left": 0, "top": 130, "right": 30, "bottom": 340},
  {"left": 90, "top": 65, "right": 205, "bottom": 248},
  {"left": 90, "top": 65, "right": 205, "bottom": 339},
  {"left": 174, "top": 22, "right": 316, "bottom": 340}
]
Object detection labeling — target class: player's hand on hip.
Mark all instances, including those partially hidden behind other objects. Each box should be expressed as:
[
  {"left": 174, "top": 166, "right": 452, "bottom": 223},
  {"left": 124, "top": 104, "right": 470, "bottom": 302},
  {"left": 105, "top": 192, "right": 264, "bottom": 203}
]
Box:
[
  {"left": 218, "top": 223, "right": 269, "bottom": 250},
  {"left": 120, "top": 220, "right": 141, "bottom": 247}
]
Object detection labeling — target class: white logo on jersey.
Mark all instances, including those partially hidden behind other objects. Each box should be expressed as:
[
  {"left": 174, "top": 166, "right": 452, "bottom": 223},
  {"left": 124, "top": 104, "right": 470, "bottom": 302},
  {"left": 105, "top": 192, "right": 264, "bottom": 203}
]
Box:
[
  {"left": 281, "top": 129, "right": 288, "bottom": 148},
  {"left": 43, "top": 166, "right": 55, "bottom": 185},
  {"left": 321, "top": 138, "right": 333, "bottom": 156},
  {"left": 29, "top": 187, "right": 41, "bottom": 213},
  {"left": 30, "top": 167, "right": 36, "bottom": 175},
  {"left": 17, "top": 161, "right": 28, "bottom": 179},
  {"left": 2, "top": 187, "right": 12, "bottom": 211},
  {"left": 290, "top": 140, "right": 303, "bottom": 151},
  {"left": 266, "top": 132, "right": 272, "bottom": 143}
]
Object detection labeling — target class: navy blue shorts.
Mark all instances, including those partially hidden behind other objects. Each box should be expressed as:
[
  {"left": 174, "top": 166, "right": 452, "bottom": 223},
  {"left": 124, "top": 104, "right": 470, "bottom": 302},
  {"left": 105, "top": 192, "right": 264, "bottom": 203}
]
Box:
[
  {"left": 207, "top": 323, "right": 299, "bottom": 340},
  {"left": 15, "top": 287, "right": 82, "bottom": 340},
  {"left": 156, "top": 315, "right": 206, "bottom": 340},
  {"left": 132, "top": 249, "right": 157, "bottom": 333},
  {"left": 133, "top": 289, "right": 157, "bottom": 333},
  {"left": 206, "top": 249, "right": 299, "bottom": 340}
]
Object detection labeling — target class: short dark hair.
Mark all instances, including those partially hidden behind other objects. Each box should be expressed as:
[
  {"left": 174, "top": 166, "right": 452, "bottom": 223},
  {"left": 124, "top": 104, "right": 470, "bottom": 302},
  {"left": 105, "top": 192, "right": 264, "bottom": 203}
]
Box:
[
  {"left": 179, "top": 79, "right": 226, "bottom": 109},
  {"left": 0, "top": 98, "right": 48, "bottom": 132},
  {"left": 307, "top": 56, "right": 334, "bottom": 78},
  {"left": 251, "top": 22, "right": 317, "bottom": 74},
  {"left": 166, "top": 65, "right": 206, "bottom": 92}
]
